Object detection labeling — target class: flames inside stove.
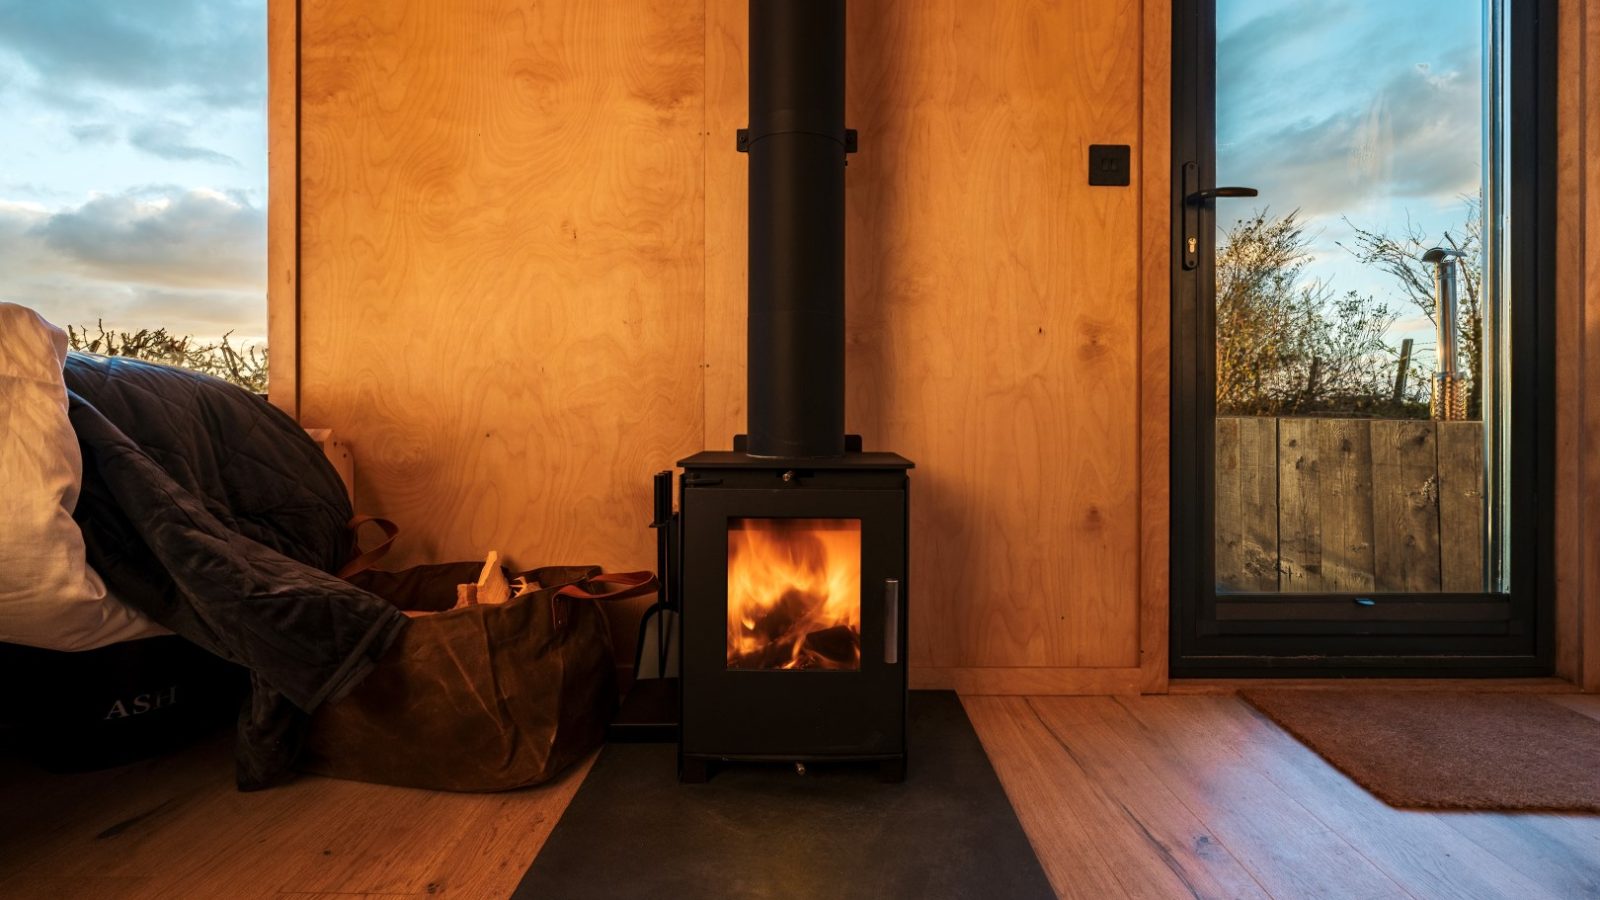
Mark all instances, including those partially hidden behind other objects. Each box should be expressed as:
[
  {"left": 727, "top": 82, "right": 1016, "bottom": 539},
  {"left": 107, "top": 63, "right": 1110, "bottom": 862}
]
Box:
[{"left": 726, "top": 517, "right": 862, "bottom": 670}]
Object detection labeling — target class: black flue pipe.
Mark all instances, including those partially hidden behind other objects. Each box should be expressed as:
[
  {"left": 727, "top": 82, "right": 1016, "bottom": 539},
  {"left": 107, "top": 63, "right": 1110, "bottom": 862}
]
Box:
[{"left": 744, "top": 0, "right": 848, "bottom": 459}]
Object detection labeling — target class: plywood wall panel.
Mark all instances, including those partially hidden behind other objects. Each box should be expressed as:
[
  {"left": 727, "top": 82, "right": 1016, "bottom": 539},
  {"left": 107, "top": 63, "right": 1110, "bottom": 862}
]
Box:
[
  {"left": 1556, "top": 0, "right": 1600, "bottom": 690},
  {"left": 296, "top": 0, "right": 706, "bottom": 586},
  {"left": 706, "top": 0, "right": 1147, "bottom": 671},
  {"left": 292, "top": 0, "right": 1164, "bottom": 686},
  {"left": 1139, "top": 0, "right": 1173, "bottom": 690}
]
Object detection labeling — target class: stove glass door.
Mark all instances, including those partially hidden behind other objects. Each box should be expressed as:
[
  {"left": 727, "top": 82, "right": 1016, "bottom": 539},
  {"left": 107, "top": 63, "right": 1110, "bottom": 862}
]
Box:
[{"left": 726, "top": 517, "right": 862, "bottom": 670}]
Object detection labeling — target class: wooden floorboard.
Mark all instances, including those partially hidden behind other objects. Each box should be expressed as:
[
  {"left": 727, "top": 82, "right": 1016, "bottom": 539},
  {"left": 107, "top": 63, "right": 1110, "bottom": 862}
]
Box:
[
  {"left": 1168, "top": 677, "right": 1580, "bottom": 694},
  {"left": 3, "top": 695, "right": 1598, "bottom": 899},
  {"left": 0, "top": 732, "right": 592, "bottom": 900},
  {"left": 1081, "top": 697, "right": 1408, "bottom": 899},
  {"left": 1159, "top": 695, "right": 1557, "bottom": 899},
  {"left": 1547, "top": 693, "right": 1600, "bottom": 720}
]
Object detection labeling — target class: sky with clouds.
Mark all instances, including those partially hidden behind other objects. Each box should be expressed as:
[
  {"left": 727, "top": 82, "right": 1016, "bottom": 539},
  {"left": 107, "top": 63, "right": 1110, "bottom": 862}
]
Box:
[
  {"left": 0, "top": 0, "right": 266, "bottom": 346},
  {"left": 1217, "top": 0, "right": 1484, "bottom": 364},
  {"left": 0, "top": 0, "right": 1481, "bottom": 360}
]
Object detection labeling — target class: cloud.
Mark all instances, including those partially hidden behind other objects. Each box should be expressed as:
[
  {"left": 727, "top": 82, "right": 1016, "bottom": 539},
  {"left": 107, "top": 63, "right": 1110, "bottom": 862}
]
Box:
[
  {"left": 129, "top": 121, "right": 238, "bottom": 165},
  {"left": 1221, "top": 44, "right": 1481, "bottom": 220},
  {"left": 68, "top": 122, "right": 118, "bottom": 145},
  {"left": 0, "top": 0, "right": 265, "bottom": 110},
  {"left": 0, "top": 188, "right": 265, "bottom": 341},
  {"left": 1, "top": 187, "right": 264, "bottom": 291}
]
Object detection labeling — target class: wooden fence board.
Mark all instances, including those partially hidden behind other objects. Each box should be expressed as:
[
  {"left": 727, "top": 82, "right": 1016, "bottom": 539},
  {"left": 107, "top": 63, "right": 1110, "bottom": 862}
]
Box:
[
  {"left": 1277, "top": 419, "right": 1321, "bottom": 591},
  {"left": 1437, "top": 421, "right": 1486, "bottom": 592},
  {"left": 1215, "top": 417, "right": 1244, "bottom": 590},
  {"left": 1215, "top": 417, "right": 1279, "bottom": 591},
  {"left": 1240, "top": 418, "right": 1280, "bottom": 591},
  {"left": 1214, "top": 417, "right": 1481, "bottom": 596},
  {"left": 1371, "top": 420, "right": 1443, "bottom": 592},
  {"left": 1312, "top": 418, "right": 1375, "bottom": 592}
]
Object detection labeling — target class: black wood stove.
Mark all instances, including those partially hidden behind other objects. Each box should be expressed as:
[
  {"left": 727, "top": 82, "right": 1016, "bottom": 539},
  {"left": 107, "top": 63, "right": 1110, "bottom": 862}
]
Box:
[{"left": 668, "top": 0, "right": 912, "bottom": 783}]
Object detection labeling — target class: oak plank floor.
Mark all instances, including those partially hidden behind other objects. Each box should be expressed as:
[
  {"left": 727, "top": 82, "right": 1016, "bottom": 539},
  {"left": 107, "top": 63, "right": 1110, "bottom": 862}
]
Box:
[
  {"left": 3, "top": 695, "right": 1599, "bottom": 899},
  {"left": 969, "top": 694, "right": 1600, "bottom": 900},
  {"left": 0, "top": 732, "right": 592, "bottom": 900}
]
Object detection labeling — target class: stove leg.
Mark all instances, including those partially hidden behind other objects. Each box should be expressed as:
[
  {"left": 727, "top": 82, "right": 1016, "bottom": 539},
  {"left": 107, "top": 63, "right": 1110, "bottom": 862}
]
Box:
[
  {"left": 679, "top": 756, "right": 710, "bottom": 783},
  {"left": 877, "top": 758, "right": 905, "bottom": 783}
]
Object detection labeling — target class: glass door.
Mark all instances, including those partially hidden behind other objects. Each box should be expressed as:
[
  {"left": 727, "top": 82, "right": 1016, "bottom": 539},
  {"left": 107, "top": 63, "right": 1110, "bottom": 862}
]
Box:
[{"left": 1171, "top": 0, "right": 1555, "bottom": 674}]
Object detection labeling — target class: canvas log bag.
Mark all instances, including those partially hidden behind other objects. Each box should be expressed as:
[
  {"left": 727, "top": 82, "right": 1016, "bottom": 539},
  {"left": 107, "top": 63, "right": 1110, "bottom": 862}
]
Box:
[{"left": 298, "top": 560, "right": 656, "bottom": 791}]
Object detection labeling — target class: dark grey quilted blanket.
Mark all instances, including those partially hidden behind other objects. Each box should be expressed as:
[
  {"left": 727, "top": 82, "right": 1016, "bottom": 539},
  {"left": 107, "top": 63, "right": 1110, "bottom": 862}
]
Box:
[{"left": 63, "top": 353, "right": 407, "bottom": 789}]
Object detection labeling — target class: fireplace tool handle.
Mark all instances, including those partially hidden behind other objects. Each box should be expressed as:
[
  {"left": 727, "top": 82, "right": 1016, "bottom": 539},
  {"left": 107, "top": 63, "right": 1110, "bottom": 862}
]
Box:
[
  {"left": 628, "top": 470, "right": 678, "bottom": 679},
  {"left": 884, "top": 579, "right": 901, "bottom": 665}
]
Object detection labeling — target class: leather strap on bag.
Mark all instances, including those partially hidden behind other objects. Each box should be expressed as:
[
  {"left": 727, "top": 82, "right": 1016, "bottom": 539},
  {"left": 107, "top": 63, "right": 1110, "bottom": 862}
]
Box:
[
  {"left": 337, "top": 515, "right": 400, "bottom": 579},
  {"left": 553, "top": 571, "right": 659, "bottom": 603},
  {"left": 551, "top": 571, "right": 659, "bottom": 631}
]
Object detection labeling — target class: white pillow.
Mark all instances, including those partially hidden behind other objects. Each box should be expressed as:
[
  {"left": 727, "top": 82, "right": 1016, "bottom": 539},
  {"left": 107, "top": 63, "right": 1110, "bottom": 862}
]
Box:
[{"left": 0, "top": 303, "right": 168, "bottom": 650}]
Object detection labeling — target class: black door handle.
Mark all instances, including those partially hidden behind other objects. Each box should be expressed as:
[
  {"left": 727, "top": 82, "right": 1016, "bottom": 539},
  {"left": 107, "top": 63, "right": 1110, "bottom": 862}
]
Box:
[
  {"left": 1181, "top": 162, "right": 1260, "bottom": 270},
  {"left": 1186, "top": 186, "right": 1259, "bottom": 204}
]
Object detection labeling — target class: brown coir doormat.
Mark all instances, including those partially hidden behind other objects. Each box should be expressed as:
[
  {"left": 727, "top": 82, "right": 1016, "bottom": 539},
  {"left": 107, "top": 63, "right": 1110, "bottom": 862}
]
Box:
[{"left": 1241, "top": 690, "right": 1600, "bottom": 812}]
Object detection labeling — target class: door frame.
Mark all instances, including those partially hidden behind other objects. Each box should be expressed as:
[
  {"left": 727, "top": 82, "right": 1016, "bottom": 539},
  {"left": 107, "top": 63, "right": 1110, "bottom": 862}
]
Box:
[
  {"left": 1169, "top": 0, "right": 1559, "bottom": 676},
  {"left": 266, "top": 0, "right": 300, "bottom": 420}
]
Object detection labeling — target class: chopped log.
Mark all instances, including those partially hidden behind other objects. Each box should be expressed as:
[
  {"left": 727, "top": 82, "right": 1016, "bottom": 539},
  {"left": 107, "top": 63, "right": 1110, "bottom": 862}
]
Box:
[{"left": 475, "top": 551, "right": 512, "bottom": 605}]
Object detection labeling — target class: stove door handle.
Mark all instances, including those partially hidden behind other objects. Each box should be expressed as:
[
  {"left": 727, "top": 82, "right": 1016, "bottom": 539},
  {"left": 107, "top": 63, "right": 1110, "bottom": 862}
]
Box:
[{"left": 884, "top": 579, "right": 901, "bottom": 665}]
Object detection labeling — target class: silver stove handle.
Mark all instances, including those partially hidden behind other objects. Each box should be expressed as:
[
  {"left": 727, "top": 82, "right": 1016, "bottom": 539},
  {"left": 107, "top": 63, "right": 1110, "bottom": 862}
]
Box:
[{"left": 884, "top": 578, "right": 900, "bottom": 665}]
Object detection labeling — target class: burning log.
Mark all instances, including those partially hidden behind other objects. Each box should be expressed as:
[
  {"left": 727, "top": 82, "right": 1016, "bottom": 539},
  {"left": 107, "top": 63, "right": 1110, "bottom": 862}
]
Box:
[
  {"left": 795, "top": 624, "right": 859, "bottom": 669},
  {"left": 726, "top": 517, "right": 863, "bottom": 670},
  {"left": 728, "top": 590, "right": 860, "bottom": 670}
]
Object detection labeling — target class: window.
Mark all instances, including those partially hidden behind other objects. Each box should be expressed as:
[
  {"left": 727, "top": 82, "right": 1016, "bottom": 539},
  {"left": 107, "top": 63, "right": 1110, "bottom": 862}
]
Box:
[
  {"left": 0, "top": 0, "right": 268, "bottom": 391},
  {"left": 1171, "top": 0, "right": 1556, "bottom": 673}
]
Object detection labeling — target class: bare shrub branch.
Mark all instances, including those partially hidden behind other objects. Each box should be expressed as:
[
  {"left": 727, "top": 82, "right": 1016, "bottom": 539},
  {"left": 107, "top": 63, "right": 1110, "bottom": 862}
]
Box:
[{"left": 66, "top": 321, "right": 269, "bottom": 394}]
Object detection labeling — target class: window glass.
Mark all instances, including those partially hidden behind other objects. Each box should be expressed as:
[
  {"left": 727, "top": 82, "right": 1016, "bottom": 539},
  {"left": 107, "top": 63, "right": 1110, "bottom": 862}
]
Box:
[
  {"left": 0, "top": 1, "right": 268, "bottom": 390},
  {"left": 1211, "top": 0, "right": 1504, "bottom": 594}
]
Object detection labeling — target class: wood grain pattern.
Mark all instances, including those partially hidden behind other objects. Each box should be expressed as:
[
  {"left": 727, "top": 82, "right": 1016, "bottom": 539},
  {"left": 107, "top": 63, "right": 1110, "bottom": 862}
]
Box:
[
  {"left": 1275, "top": 418, "right": 1376, "bottom": 593},
  {"left": 1274, "top": 418, "right": 1321, "bottom": 591},
  {"left": 1262, "top": 418, "right": 1444, "bottom": 594},
  {"left": 1437, "top": 420, "right": 1486, "bottom": 593},
  {"left": 0, "top": 734, "right": 591, "bottom": 900},
  {"left": 281, "top": 0, "right": 1169, "bottom": 685},
  {"left": 1311, "top": 418, "right": 1376, "bottom": 592},
  {"left": 1150, "top": 696, "right": 1563, "bottom": 899},
  {"left": 294, "top": 0, "right": 708, "bottom": 654},
  {"left": 961, "top": 697, "right": 1159, "bottom": 897},
  {"left": 1055, "top": 696, "right": 1408, "bottom": 898},
  {"left": 1555, "top": 0, "right": 1600, "bottom": 690},
  {"left": 1138, "top": 0, "right": 1173, "bottom": 692},
  {"left": 964, "top": 696, "right": 1266, "bottom": 898},
  {"left": 1558, "top": 0, "right": 1600, "bottom": 692},
  {"left": 267, "top": 0, "right": 298, "bottom": 417},
  {"left": 705, "top": 0, "right": 1148, "bottom": 672},
  {"left": 1169, "top": 676, "right": 1579, "bottom": 694},
  {"left": 1584, "top": 0, "right": 1600, "bottom": 692},
  {"left": 1371, "top": 419, "right": 1443, "bottom": 592},
  {"left": 1215, "top": 416, "right": 1278, "bottom": 591},
  {"left": 1217, "top": 418, "right": 1487, "bottom": 595},
  {"left": 304, "top": 427, "right": 354, "bottom": 504},
  {"left": 11, "top": 695, "right": 1600, "bottom": 898},
  {"left": 911, "top": 666, "right": 1143, "bottom": 696},
  {"left": 1554, "top": 0, "right": 1584, "bottom": 686}
]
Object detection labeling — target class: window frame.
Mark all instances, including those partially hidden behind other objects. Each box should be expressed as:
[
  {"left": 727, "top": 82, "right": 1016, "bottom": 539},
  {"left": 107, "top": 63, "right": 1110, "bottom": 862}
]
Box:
[
  {"left": 266, "top": 0, "right": 301, "bottom": 419},
  {"left": 1168, "top": 0, "right": 1558, "bottom": 676}
]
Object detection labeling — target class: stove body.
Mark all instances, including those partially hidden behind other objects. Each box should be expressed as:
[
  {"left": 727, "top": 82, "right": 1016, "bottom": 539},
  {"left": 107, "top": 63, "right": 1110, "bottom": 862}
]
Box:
[
  {"left": 668, "top": 0, "right": 911, "bottom": 782},
  {"left": 676, "top": 447, "right": 910, "bottom": 780}
]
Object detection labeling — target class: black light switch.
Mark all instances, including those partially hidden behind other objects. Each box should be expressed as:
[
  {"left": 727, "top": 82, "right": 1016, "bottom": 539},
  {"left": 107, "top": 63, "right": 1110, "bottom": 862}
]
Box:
[{"left": 1088, "top": 144, "right": 1131, "bottom": 186}]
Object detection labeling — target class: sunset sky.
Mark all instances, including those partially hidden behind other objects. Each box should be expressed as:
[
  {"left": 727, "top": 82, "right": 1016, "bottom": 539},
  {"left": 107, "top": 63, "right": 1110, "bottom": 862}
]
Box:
[
  {"left": 1217, "top": 0, "right": 1484, "bottom": 368},
  {"left": 0, "top": 0, "right": 267, "bottom": 346}
]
